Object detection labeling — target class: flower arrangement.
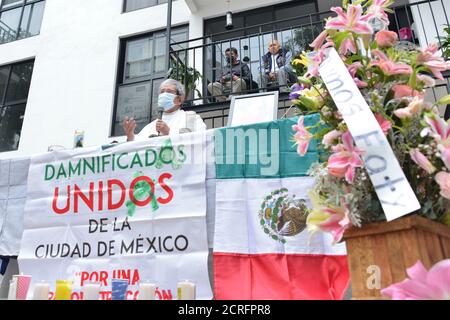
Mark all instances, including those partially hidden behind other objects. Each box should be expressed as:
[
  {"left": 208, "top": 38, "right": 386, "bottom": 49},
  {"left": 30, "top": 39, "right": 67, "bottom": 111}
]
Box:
[{"left": 290, "top": 0, "right": 450, "bottom": 243}]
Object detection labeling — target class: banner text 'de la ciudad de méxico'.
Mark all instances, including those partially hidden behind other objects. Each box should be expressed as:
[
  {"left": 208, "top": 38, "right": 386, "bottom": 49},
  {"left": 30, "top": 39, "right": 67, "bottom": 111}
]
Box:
[{"left": 18, "top": 132, "right": 212, "bottom": 300}]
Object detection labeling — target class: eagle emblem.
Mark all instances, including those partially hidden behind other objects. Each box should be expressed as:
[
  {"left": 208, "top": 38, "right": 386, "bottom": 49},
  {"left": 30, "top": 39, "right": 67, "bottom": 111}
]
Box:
[{"left": 258, "top": 188, "right": 308, "bottom": 243}]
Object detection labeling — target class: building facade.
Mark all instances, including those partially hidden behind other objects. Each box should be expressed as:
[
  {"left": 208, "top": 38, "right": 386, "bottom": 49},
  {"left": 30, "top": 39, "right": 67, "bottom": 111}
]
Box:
[{"left": 0, "top": 0, "right": 449, "bottom": 159}]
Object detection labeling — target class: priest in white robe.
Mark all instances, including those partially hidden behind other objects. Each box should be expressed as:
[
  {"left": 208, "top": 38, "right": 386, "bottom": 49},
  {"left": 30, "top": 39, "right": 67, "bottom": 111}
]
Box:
[{"left": 122, "top": 79, "right": 206, "bottom": 141}]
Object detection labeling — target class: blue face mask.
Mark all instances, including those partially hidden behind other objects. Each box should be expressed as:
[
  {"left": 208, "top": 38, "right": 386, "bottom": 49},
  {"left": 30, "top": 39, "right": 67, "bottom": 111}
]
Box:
[{"left": 158, "top": 92, "right": 177, "bottom": 111}]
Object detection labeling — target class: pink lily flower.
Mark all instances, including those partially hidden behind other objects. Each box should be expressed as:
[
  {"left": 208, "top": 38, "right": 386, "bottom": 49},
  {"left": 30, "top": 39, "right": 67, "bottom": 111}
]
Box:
[
  {"left": 292, "top": 116, "right": 313, "bottom": 156},
  {"left": 346, "top": 62, "right": 367, "bottom": 87},
  {"left": 354, "top": 78, "right": 368, "bottom": 88},
  {"left": 409, "top": 149, "right": 436, "bottom": 174},
  {"left": 310, "top": 30, "right": 328, "bottom": 50},
  {"left": 304, "top": 50, "right": 325, "bottom": 78},
  {"left": 416, "top": 74, "right": 436, "bottom": 88},
  {"left": 375, "top": 30, "right": 398, "bottom": 48},
  {"left": 417, "top": 43, "right": 450, "bottom": 80},
  {"left": 437, "top": 145, "right": 450, "bottom": 170},
  {"left": 371, "top": 49, "right": 413, "bottom": 76},
  {"left": 381, "top": 259, "right": 450, "bottom": 300},
  {"left": 392, "top": 84, "right": 424, "bottom": 99},
  {"left": 371, "top": 49, "right": 388, "bottom": 60},
  {"left": 367, "top": 0, "right": 394, "bottom": 28},
  {"left": 435, "top": 172, "right": 450, "bottom": 199},
  {"left": 424, "top": 113, "right": 450, "bottom": 147},
  {"left": 306, "top": 191, "right": 351, "bottom": 244},
  {"left": 423, "top": 43, "right": 439, "bottom": 55},
  {"left": 424, "top": 114, "right": 450, "bottom": 169},
  {"left": 322, "top": 129, "right": 343, "bottom": 147},
  {"left": 375, "top": 113, "right": 392, "bottom": 135},
  {"left": 393, "top": 97, "right": 427, "bottom": 119},
  {"left": 377, "top": 60, "right": 412, "bottom": 76},
  {"left": 339, "top": 36, "right": 357, "bottom": 55},
  {"left": 327, "top": 131, "right": 364, "bottom": 183},
  {"left": 318, "top": 203, "right": 351, "bottom": 244},
  {"left": 320, "top": 38, "right": 335, "bottom": 51},
  {"left": 347, "top": 61, "right": 363, "bottom": 77},
  {"left": 325, "top": 5, "right": 374, "bottom": 35},
  {"left": 371, "top": 50, "right": 413, "bottom": 76}
]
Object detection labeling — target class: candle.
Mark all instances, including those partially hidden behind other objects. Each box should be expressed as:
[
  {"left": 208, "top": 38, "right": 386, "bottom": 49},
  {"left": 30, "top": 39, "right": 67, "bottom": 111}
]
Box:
[
  {"left": 83, "top": 283, "right": 101, "bottom": 300},
  {"left": 33, "top": 282, "right": 50, "bottom": 300},
  {"left": 15, "top": 275, "right": 32, "bottom": 300},
  {"left": 7, "top": 279, "right": 17, "bottom": 300},
  {"left": 55, "top": 280, "right": 73, "bottom": 300},
  {"left": 138, "top": 282, "right": 157, "bottom": 300},
  {"left": 177, "top": 280, "right": 196, "bottom": 300},
  {"left": 185, "top": 111, "right": 197, "bottom": 132},
  {"left": 111, "top": 279, "right": 128, "bottom": 300}
]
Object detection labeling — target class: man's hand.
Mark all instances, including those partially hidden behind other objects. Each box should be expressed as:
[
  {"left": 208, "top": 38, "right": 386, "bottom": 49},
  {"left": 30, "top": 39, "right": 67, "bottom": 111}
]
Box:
[
  {"left": 156, "top": 120, "right": 170, "bottom": 136},
  {"left": 123, "top": 116, "right": 136, "bottom": 141}
]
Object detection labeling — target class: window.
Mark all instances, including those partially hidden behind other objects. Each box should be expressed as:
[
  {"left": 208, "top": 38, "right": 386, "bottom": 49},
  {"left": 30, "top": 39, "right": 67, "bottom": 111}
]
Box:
[
  {"left": 203, "top": 0, "right": 320, "bottom": 93},
  {"left": 123, "top": 0, "right": 169, "bottom": 13},
  {"left": 0, "top": 60, "right": 34, "bottom": 152},
  {"left": 0, "top": 0, "right": 45, "bottom": 45},
  {"left": 112, "top": 26, "right": 188, "bottom": 136}
]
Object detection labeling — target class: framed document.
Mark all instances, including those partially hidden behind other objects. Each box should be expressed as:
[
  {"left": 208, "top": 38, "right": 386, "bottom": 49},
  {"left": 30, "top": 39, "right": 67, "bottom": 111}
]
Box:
[{"left": 227, "top": 91, "right": 279, "bottom": 127}]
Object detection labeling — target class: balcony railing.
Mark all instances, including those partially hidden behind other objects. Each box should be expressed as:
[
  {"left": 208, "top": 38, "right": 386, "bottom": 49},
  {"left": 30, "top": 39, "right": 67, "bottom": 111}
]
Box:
[
  {"left": 169, "top": 0, "right": 450, "bottom": 128},
  {"left": 0, "top": 20, "right": 17, "bottom": 44}
]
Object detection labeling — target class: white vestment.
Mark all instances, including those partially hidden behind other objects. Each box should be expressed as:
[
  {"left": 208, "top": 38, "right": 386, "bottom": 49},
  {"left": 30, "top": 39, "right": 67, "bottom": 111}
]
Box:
[{"left": 135, "top": 109, "right": 206, "bottom": 140}]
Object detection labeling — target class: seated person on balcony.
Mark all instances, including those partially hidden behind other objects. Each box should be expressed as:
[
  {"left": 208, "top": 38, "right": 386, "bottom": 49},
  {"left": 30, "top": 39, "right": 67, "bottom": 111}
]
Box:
[
  {"left": 260, "top": 39, "right": 296, "bottom": 91},
  {"left": 207, "top": 47, "right": 252, "bottom": 102},
  {"left": 122, "top": 79, "right": 206, "bottom": 141}
]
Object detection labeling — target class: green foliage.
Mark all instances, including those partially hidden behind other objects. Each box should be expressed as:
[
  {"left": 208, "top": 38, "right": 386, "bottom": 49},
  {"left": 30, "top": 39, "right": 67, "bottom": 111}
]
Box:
[
  {"left": 438, "top": 25, "right": 450, "bottom": 60},
  {"left": 169, "top": 56, "right": 202, "bottom": 98}
]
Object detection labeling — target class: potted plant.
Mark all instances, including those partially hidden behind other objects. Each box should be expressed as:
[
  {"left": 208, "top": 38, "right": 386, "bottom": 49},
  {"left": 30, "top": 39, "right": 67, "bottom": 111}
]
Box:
[
  {"left": 289, "top": 0, "right": 450, "bottom": 299},
  {"left": 168, "top": 54, "right": 202, "bottom": 106},
  {"left": 438, "top": 25, "right": 450, "bottom": 61}
]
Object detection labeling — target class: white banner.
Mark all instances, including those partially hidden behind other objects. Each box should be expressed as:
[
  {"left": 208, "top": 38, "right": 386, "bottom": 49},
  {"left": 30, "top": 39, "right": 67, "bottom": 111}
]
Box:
[
  {"left": 319, "top": 48, "right": 421, "bottom": 221},
  {"left": 0, "top": 158, "right": 30, "bottom": 256},
  {"left": 18, "top": 132, "right": 212, "bottom": 300}
]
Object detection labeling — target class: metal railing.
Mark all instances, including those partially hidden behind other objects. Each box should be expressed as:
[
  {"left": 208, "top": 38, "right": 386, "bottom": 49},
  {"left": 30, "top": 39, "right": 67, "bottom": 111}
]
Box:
[
  {"left": 0, "top": 20, "right": 17, "bottom": 44},
  {"left": 168, "top": 0, "right": 450, "bottom": 128}
]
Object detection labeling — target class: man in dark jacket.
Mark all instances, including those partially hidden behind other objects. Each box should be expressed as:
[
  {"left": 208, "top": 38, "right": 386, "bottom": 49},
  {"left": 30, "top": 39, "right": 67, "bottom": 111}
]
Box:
[
  {"left": 208, "top": 47, "right": 252, "bottom": 102},
  {"left": 260, "top": 39, "right": 296, "bottom": 91}
]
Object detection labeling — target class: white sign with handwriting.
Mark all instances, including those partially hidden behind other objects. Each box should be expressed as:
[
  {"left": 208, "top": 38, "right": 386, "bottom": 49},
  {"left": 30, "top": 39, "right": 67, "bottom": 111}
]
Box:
[{"left": 319, "top": 48, "right": 420, "bottom": 221}]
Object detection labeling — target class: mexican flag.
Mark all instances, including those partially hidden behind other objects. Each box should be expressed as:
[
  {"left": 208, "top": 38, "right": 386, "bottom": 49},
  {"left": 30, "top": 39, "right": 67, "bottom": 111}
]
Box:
[{"left": 213, "top": 115, "right": 350, "bottom": 300}]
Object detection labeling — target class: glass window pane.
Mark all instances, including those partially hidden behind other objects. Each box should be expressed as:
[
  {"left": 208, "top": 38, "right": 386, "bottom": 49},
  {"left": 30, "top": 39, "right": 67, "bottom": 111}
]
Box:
[
  {"left": 244, "top": 10, "right": 273, "bottom": 34},
  {"left": 0, "top": 104, "right": 25, "bottom": 152},
  {"left": 1, "top": 0, "right": 23, "bottom": 10},
  {"left": 17, "top": 3, "right": 29, "bottom": 38},
  {"left": 0, "top": 7, "right": 21, "bottom": 43},
  {"left": 125, "top": 0, "right": 157, "bottom": 12},
  {"left": 5, "top": 61, "right": 34, "bottom": 103},
  {"left": 18, "top": 1, "right": 45, "bottom": 39},
  {"left": 0, "top": 66, "right": 9, "bottom": 103},
  {"left": 153, "top": 36, "right": 166, "bottom": 73},
  {"left": 114, "top": 82, "right": 151, "bottom": 136},
  {"left": 125, "top": 37, "right": 152, "bottom": 80},
  {"left": 151, "top": 77, "right": 164, "bottom": 119}
]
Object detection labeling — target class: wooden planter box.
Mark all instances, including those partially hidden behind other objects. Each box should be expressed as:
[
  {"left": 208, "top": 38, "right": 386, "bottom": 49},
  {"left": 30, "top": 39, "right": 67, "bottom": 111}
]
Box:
[{"left": 343, "top": 215, "right": 450, "bottom": 300}]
